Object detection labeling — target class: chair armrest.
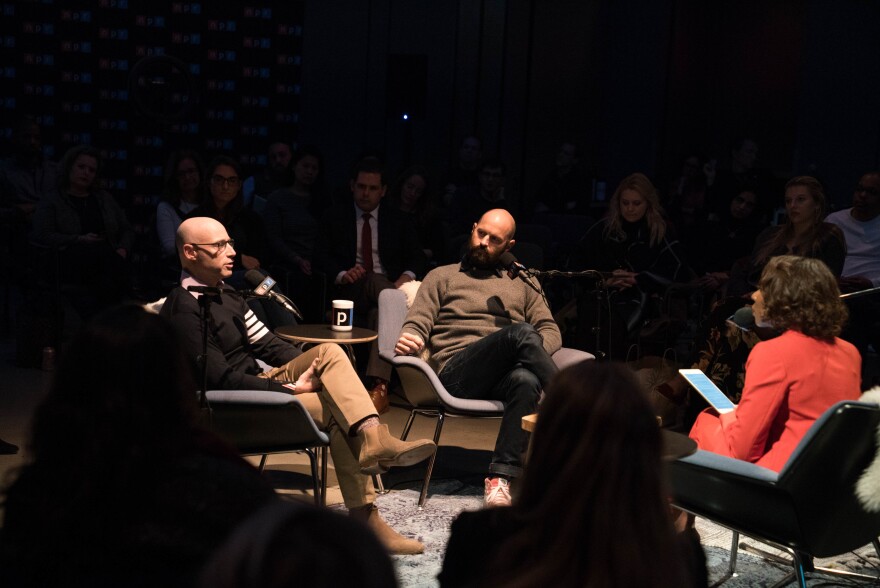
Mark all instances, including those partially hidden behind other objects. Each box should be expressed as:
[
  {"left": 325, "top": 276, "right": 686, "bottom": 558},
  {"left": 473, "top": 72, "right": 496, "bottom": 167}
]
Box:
[
  {"left": 205, "top": 389, "right": 330, "bottom": 452},
  {"left": 387, "top": 354, "right": 505, "bottom": 413},
  {"left": 206, "top": 389, "right": 297, "bottom": 405},
  {"left": 551, "top": 347, "right": 594, "bottom": 370},
  {"left": 675, "top": 449, "right": 779, "bottom": 484}
]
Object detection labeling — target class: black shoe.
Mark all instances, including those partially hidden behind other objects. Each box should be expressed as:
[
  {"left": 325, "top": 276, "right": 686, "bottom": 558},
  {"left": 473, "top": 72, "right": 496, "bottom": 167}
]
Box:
[{"left": 0, "top": 438, "right": 19, "bottom": 455}]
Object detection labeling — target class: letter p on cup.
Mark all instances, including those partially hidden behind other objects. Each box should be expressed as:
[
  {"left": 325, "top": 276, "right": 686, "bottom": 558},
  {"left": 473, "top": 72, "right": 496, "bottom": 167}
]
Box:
[{"left": 331, "top": 299, "right": 354, "bottom": 331}]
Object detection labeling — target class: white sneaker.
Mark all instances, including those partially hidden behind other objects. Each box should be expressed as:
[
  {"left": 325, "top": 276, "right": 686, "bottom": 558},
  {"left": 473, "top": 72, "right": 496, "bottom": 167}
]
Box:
[{"left": 484, "top": 477, "right": 512, "bottom": 507}]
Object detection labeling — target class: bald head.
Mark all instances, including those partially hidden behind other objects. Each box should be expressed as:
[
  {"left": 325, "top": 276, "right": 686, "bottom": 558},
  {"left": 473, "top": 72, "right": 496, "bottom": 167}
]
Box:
[
  {"left": 468, "top": 209, "right": 517, "bottom": 268},
  {"left": 479, "top": 209, "right": 516, "bottom": 240},
  {"left": 176, "top": 217, "right": 237, "bottom": 285}
]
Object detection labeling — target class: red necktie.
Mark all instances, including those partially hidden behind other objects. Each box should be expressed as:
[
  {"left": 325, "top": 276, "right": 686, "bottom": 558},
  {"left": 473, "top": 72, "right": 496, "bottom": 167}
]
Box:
[{"left": 361, "top": 213, "right": 374, "bottom": 273}]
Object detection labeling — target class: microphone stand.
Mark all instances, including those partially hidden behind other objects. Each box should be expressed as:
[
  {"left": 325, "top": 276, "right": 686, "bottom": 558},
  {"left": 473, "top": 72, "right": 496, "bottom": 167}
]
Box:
[
  {"left": 196, "top": 291, "right": 220, "bottom": 423},
  {"left": 528, "top": 267, "right": 610, "bottom": 360}
]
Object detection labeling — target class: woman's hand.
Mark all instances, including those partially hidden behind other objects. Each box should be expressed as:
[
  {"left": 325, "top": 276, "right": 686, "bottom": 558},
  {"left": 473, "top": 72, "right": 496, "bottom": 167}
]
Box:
[{"left": 605, "top": 269, "right": 638, "bottom": 289}]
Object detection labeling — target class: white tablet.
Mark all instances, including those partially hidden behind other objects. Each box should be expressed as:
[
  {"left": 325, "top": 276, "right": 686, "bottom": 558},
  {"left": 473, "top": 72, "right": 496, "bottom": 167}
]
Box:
[{"left": 678, "top": 369, "right": 737, "bottom": 414}]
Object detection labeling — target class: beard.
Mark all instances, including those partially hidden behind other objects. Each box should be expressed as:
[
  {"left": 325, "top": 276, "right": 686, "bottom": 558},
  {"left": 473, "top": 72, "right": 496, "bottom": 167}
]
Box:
[{"left": 467, "top": 244, "right": 499, "bottom": 269}]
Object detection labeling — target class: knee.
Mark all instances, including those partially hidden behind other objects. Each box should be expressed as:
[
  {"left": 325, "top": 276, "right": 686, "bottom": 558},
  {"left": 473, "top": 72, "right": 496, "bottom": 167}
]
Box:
[
  {"left": 507, "top": 368, "right": 541, "bottom": 399},
  {"left": 317, "top": 343, "right": 347, "bottom": 363},
  {"left": 506, "top": 323, "right": 539, "bottom": 346}
]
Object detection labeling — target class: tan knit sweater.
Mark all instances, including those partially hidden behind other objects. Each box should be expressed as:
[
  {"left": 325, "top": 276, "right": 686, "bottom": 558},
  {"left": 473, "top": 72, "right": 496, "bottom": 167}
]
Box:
[{"left": 400, "top": 262, "right": 562, "bottom": 372}]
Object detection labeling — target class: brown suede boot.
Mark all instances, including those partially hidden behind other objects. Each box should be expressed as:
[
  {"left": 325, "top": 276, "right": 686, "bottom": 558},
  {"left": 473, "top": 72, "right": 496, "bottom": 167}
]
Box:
[
  {"left": 358, "top": 424, "right": 436, "bottom": 475},
  {"left": 351, "top": 504, "right": 424, "bottom": 555}
]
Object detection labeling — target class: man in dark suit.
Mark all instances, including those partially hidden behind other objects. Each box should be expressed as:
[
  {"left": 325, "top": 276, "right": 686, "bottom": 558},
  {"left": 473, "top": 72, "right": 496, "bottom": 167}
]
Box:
[{"left": 316, "top": 159, "right": 425, "bottom": 412}]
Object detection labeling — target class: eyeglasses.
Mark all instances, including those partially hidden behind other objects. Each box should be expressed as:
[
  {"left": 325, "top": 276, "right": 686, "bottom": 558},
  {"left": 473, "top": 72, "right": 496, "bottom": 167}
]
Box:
[
  {"left": 177, "top": 168, "right": 199, "bottom": 179},
  {"left": 188, "top": 239, "right": 235, "bottom": 256},
  {"left": 855, "top": 184, "right": 880, "bottom": 197},
  {"left": 211, "top": 174, "right": 241, "bottom": 188}
]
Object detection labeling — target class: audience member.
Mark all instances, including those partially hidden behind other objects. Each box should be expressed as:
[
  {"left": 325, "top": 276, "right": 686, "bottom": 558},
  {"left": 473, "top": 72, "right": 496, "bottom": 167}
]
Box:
[
  {"left": 448, "top": 158, "right": 516, "bottom": 238},
  {"left": 0, "top": 116, "right": 57, "bottom": 222},
  {"left": 0, "top": 305, "right": 277, "bottom": 587},
  {"left": 689, "top": 255, "right": 861, "bottom": 471},
  {"left": 389, "top": 164, "right": 446, "bottom": 266},
  {"left": 439, "top": 361, "right": 704, "bottom": 587},
  {"left": 673, "top": 176, "right": 847, "bottom": 409},
  {"left": 707, "top": 136, "right": 773, "bottom": 218},
  {"left": 442, "top": 134, "right": 483, "bottom": 207},
  {"left": 685, "top": 187, "right": 766, "bottom": 297},
  {"left": 826, "top": 172, "right": 880, "bottom": 368},
  {"left": 395, "top": 209, "right": 560, "bottom": 507},
  {"left": 156, "top": 150, "right": 205, "bottom": 260},
  {"left": 262, "top": 146, "right": 327, "bottom": 320},
  {"left": 161, "top": 216, "right": 435, "bottom": 554},
  {"left": 241, "top": 141, "right": 293, "bottom": 209},
  {"left": 315, "top": 159, "right": 425, "bottom": 413},
  {"left": 571, "top": 172, "right": 690, "bottom": 359},
  {"left": 533, "top": 141, "right": 591, "bottom": 214},
  {"left": 666, "top": 154, "right": 710, "bottom": 236},
  {"left": 188, "top": 155, "right": 270, "bottom": 289},
  {"left": 198, "top": 501, "right": 397, "bottom": 588},
  {"left": 32, "top": 144, "right": 134, "bottom": 318},
  {"left": 666, "top": 153, "right": 706, "bottom": 210}
]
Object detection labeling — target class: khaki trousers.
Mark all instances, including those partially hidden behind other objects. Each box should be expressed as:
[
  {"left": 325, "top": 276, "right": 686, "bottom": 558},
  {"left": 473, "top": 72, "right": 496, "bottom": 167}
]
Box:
[{"left": 260, "top": 344, "right": 377, "bottom": 508}]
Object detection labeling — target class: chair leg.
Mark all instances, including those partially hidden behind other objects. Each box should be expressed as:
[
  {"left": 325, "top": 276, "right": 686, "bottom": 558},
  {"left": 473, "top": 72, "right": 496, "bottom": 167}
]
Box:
[
  {"left": 400, "top": 410, "right": 418, "bottom": 441},
  {"left": 709, "top": 530, "right": 739, "bottom": 587},
  {"left": 319, "top": 446, "right": 328, "bottom": 506},
  {"left": 418, "top": 412, "right": 445, "bottom": 509},
  {"left": 258, "top": 454, "right": 268, "bottom": 473},
  {"left": 742, "top": 539, "right": 880, "bottom": 587},
  {"left": 303, "top": 448, "right": 320, "bottom": 506}
]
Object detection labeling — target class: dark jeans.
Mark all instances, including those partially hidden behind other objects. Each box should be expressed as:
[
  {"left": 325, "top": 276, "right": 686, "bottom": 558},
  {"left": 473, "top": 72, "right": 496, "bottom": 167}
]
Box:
[{"left": 438, "top": 323, "right": 558, "bottom": 478}]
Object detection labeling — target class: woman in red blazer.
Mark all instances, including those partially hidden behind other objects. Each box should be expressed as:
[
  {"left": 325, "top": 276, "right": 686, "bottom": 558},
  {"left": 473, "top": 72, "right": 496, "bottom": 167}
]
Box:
[{"left": 689, "top": 255, "right": 861, "bottom": 472}]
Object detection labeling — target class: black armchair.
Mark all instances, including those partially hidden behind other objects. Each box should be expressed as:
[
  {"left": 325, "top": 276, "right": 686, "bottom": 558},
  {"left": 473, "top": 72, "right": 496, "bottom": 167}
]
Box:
[{"left": 669, "top": 400, "right": 880, "bottom": 587}]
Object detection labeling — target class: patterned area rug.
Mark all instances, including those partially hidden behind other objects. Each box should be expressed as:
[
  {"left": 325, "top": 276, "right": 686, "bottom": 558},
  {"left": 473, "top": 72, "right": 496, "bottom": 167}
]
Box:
[{"left": 365, "top": 477, "right": 880, "bottom": 588}]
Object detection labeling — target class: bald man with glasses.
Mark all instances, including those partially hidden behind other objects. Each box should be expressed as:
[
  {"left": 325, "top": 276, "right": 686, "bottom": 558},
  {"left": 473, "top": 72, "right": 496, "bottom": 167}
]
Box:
[{"left": 160, "top": 216, "right": 436, "bottom": 555}]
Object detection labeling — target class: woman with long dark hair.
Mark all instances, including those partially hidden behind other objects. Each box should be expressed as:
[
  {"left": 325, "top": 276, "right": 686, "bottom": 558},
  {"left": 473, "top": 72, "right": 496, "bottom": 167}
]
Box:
[
  {"left": 0, "top": 305, "right": 275, "bottom": 587},
  {"left": 189, "top": 155, "right": 271, "bottom": 288},
  {"left": 440, "top": 361, "right": 704, "bottom": 587}
]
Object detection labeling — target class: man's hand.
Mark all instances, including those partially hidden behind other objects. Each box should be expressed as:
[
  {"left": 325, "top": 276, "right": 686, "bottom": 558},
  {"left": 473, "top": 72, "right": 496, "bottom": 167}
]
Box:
[
  {"left": 341, "top": 265, "right": 367, "bottom": 284},
  {"left": 395, "top": 333, "right": 424, "bottom": 356},
  {"left": 293, "top": 358, "right": 321, "bottom": 393},
  {"left": 394, "top": 274, "right": 413, "bottom": 288}
]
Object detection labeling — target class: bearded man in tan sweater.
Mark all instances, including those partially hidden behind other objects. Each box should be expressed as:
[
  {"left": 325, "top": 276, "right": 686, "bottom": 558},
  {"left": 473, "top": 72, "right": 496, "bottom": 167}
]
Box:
[{"left": 394, "top": 209, "right": 561, "bottom": 507}]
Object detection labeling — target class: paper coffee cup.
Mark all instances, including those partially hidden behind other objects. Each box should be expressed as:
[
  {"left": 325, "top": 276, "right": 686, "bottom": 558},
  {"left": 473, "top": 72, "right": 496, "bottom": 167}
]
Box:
[{"left": 331, "top": 299, "right": 354, "bottom": 331}]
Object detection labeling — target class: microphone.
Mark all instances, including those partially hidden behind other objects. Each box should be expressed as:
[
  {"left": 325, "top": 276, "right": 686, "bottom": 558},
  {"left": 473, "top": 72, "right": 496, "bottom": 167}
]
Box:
[
  {"left": 499, "top": 252, "right": 542, "bottom": 294},
  {"left": 187, "top": 285, "right": 223, "bottom": 295},
  {"left": 727, "top": 306, "right": 755, "bottom": 331},
  {"left": 244, "top": 269, "right": 304, "bottom": 320}
]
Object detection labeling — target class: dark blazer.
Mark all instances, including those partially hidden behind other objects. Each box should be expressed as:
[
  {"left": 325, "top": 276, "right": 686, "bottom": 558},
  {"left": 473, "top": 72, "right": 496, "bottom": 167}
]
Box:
[{"left": 315, "top": 202, "right": 426, "bottom": 280}]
